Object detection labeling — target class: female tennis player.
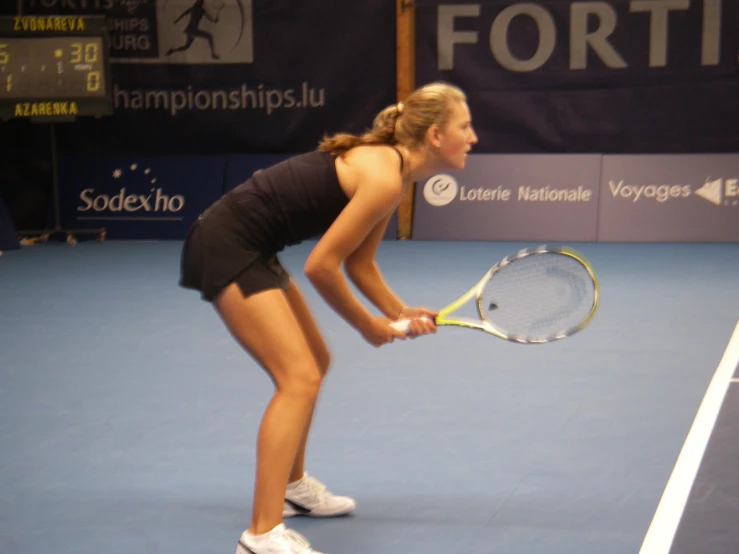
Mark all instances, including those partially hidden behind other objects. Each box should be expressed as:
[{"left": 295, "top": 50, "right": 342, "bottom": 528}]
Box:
[{"left": 179, "top": 81, "right": 478, "bottom": 554}]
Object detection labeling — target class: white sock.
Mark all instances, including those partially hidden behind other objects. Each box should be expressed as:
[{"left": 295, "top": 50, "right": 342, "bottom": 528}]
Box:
[
  {"left": 246, "top": 523, "right": 284, "bottom": 547},
  {"left": 286, "top": 473, "right": 306, "bottom": 490}
]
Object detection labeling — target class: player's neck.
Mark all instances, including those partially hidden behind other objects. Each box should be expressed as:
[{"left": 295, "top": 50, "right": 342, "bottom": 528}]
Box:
[{"left": 403, "top": 146, "right": 448, "bottom": 183}]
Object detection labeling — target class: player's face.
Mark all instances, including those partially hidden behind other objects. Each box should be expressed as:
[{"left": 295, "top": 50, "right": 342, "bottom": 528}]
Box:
[{"left": 436, "top": 101, "right": 477, "bottom": 169}]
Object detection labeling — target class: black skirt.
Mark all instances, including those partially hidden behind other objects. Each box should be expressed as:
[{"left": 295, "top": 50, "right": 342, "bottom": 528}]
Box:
[{"left": 179, "top": 197, "right": 289, "bottom": 302}]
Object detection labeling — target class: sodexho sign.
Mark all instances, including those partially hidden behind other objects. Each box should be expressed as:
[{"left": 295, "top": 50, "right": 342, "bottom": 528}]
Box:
[
  {"left": 74, "top": 164, "right": 185, "bottom": 219},
  {"left": 78, "top": 187, "right": 185, "bottom": 214},
  {"left": 413, "top": 154, "right": 601, "bottom": 241},
  {"left": 59, "top": 156, "right": 225, "bottom": 239},
  {"left": 597, "top": 154, "right": 739, "bottom": 242}
]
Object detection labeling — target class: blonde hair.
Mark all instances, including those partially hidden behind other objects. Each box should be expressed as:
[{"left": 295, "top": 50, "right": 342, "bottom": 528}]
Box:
[{"left": 317, "top": 82, "right": 467, "bottom": 155}]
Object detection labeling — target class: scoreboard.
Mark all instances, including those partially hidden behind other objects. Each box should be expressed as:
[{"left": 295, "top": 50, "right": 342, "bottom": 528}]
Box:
[{"left": 0, "top": 15, "right": 113, "bottom": 119}]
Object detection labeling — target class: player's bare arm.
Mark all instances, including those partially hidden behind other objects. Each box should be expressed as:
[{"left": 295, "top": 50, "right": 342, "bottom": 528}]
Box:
[{"left": 304, "top": 163, "right": 404, "bottom": 344}]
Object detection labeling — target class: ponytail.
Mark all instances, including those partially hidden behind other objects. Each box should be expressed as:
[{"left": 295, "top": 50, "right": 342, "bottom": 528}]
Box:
[{"left": 318, "top": 104, "right": 403, "bottom": 155}]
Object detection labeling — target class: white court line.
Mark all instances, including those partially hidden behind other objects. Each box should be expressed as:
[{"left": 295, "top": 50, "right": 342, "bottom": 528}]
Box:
[{"left": 639, "top": 320, "right": 739, "bottom": 554}]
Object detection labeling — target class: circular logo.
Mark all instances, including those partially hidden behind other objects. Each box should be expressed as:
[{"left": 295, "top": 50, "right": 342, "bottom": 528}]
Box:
[{"left": 423, "top": 174, "right": 458, "bottom": 206}]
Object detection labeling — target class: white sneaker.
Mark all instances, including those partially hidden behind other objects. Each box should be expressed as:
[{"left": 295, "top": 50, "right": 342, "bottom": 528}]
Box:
[
  {"left": 283, "top": 473, "right": 356, "bottom": 518},
  {"left": 235, "top": 524, "right": 323, "bottom": 554}
]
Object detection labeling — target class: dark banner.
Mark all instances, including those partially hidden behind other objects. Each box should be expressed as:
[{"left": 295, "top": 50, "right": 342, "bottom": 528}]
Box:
[
  {"left": 58, "top": 155, "right": 225, "bottom": 239},
  {"left": 15, "top": 0, "right": 396, "bottom": 156},
  {"left": 415, "top": 0, "right": 739, "bottom": 153}
]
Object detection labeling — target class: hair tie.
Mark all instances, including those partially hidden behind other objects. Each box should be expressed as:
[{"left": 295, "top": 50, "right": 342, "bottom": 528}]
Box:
[{"left": 397, "top": 102, "right": 404, "bottom": 115}]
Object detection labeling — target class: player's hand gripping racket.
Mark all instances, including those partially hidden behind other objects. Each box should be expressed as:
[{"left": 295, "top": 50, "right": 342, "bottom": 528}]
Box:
[{"left": 391, "top": 245, "right": 599, "bottom": 344}]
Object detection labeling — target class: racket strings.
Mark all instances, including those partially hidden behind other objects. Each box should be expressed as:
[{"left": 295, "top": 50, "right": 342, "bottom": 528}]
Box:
[{"left": 479, "top": 253, "right": 595, "bottom": 341}]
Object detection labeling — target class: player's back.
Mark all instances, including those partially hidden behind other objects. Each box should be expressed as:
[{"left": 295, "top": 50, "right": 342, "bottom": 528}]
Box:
[{"left": 225, "top": 150, "right": 349, "bottom": 254}]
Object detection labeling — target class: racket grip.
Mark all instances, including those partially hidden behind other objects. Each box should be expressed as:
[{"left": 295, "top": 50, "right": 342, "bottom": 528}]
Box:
[
  {"left": 390, "top": 319, "right": 412, "bottom": 333},
  {"left": 390, "top": 315, "right": 435, "bottom": 333}
]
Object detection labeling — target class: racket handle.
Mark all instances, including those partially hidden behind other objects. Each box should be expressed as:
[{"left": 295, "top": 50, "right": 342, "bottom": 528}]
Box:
[
  {"left": 390, "top": 319, "right": 411, "bottom": 333},
  {"left": 390, "top": 315, "right": 435, "bottom": 333}
]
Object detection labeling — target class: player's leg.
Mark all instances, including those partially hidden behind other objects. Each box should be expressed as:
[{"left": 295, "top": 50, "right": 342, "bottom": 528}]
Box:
[
  {"left": 214, "top": 282, "right": 322, "bottom": 535},
  {"left": 281, "top": 278, "right": 356, "bottom": 518},
  {"left": 283, "top": 278, "right": 330, "bottom": 481}
]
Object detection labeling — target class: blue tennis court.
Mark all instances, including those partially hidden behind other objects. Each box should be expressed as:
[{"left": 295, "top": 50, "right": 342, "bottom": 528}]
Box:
[{"left": 1, "top": 239, "right": 738, "bottom": 554}]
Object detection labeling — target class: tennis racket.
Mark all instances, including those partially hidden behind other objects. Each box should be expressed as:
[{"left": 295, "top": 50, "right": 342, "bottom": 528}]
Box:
[{"left": 390, "top": 245, "right": 599, "bottom": 344}]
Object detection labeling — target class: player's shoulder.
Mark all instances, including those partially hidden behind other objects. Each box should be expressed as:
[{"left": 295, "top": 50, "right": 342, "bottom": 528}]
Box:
[
  {"left": 346, "top": 144, "right": 402, "bottom": 168},
  {"left": 341, "top": 144, "right": 403, "bottom": 187}
]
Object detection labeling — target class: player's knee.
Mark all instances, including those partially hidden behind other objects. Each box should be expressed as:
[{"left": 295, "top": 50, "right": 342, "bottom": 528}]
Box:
[{"left": 281, "top": 362, "right": 322, "bottom": 399}]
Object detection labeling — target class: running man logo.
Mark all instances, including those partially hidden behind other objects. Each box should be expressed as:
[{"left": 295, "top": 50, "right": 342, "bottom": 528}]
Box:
[
  {"left": 695, "top": 178, "right": 739, "bottom": 206},
  {"left": 423, "top": 174, "right": 459, "bottom": 207},
  {"left": 110, "top": 0, "right": 252, "bottom": 64},
  {"left": 159, "top": 0, "right": 252, "bottom": 64}
]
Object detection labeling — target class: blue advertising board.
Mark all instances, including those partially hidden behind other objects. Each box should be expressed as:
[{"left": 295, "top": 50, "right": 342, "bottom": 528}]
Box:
[{"left": 58, "top": 155, "right": 225, "bottom": 239}]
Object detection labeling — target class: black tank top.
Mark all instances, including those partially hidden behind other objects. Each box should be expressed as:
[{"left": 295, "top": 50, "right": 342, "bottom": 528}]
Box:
[{"left": 223, "top": 150, "right": 350, "bottom": 254}]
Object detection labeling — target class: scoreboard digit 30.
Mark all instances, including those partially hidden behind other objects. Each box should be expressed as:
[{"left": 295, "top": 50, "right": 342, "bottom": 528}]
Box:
[{"left": 0, "top": 15, "right": 113, "bottom": 120}]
